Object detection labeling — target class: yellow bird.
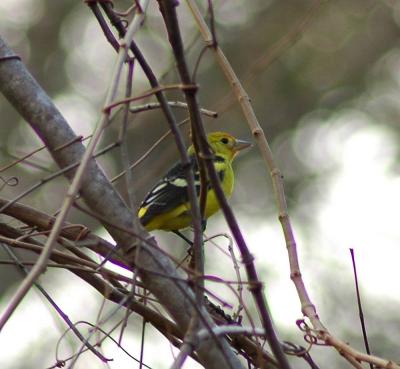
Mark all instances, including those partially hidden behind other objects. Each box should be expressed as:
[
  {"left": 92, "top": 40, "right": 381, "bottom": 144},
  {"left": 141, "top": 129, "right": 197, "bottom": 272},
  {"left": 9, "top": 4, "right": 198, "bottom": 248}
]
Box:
[{"left": 138, "top": 131, "right": 251, "bottom": 232}]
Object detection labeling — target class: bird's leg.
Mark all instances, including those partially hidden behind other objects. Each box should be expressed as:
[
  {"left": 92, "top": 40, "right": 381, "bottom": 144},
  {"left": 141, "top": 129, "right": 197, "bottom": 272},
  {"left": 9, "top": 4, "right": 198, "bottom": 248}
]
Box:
[
  {"left": 172, "top": 230, "right": 193, "bottom": 247},
  {"left": 172, "top": 230, "right": 194, "bottom": 267}
]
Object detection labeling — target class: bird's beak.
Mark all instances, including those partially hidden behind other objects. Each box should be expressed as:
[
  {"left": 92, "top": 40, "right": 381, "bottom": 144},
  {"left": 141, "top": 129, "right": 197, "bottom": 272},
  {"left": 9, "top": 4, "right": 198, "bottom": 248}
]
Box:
[{"left": 233, "top": 139, "right": 252, "bottom": 152}]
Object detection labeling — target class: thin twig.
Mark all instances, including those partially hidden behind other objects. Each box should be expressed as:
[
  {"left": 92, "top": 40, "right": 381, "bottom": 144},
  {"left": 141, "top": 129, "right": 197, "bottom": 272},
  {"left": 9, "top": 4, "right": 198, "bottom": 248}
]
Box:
[
  {"left": 111, "top": 118, "right": 189, "bottom": 184},
  {"left": 55, "top": 320, "right": 152, "bottom": 369},
  {"left": 88, "top": 1, "right": 120, "bottom": 52},
  {"left": 139, "top": 318, "right": 147, "bottom": 369},
  {"left": 104, "top": 83, "right": 198, "bottom": 112},
  {"left": 0, "top": 135, "right": 85, "bottom": 173},
  {"left": 0, "top": 141, "right": 120, "bottom": 214},
  {"left": 71, "top": 204, "right": 239, "bottom": 363},
  {"left": 203, "top": 233, "right": 245, "bottom": 321},
  {"left": 119, "top": 58, "right": 136, "bottom": 210},
  {"left": 129, "top": 100, "right": 217, "bottom": 117},
  {"left": 350, "top": 248, "right": 373, "bottom": 369}
]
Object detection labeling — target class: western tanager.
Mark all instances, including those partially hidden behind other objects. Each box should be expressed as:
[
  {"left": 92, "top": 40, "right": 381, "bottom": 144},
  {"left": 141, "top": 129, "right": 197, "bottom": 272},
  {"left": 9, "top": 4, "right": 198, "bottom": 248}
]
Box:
[{"left": 138, "top": 131, "right": 251, "bottom": 231}]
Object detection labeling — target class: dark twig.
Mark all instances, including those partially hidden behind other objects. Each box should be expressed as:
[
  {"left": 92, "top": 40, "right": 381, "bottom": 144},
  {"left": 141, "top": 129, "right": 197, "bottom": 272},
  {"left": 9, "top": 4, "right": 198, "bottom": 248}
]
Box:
[
  {"left": 206, "top": 0, "right": 218, "bottom": 48},
  {"left": 157, "top": 2, "right": 291, "bottom": 369},
  {"left": 173, "top": 230, "right": 193, "bottom": 246},
  {"left": 192, "top": 45, "right": 210, "bottom": 82},
  {"left": 139, "top": 318, "right": 147, "bottom": 369},
  {"left": 0, "top": 135, "right": 86, "bottom": 174},
  {"left": 100, "top": 1, "right": 130, "bottom": 39},
  {"left": 350, "top": 248, "right": 373, "bottom": 369},
  {"left": 88, "top": 1, "right": 120, "bottom": 52}
]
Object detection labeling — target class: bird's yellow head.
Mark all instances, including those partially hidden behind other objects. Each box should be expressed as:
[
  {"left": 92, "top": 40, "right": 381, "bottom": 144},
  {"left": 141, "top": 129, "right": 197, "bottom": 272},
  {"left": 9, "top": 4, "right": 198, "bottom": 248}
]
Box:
[{"left": 188, "top": 131, "right": 252, "bottom": 161}]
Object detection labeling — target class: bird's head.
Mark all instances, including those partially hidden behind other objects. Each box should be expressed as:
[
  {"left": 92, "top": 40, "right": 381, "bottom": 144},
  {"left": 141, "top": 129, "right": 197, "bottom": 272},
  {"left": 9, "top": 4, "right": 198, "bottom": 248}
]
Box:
[{"left": 188, "top": 131, "right": 252, "bottom": 161}]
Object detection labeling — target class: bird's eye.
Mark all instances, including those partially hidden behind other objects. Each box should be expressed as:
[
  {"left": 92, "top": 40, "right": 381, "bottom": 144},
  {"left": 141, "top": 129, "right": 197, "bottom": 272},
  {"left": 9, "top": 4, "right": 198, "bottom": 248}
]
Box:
[{"left": 220, "top": 137, "right": 229, "bottom": 144}]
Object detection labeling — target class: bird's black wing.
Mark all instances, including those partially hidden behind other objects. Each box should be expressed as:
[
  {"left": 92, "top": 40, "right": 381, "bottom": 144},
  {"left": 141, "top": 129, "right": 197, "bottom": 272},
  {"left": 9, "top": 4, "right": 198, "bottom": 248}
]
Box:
[
  {"left": 139, "top": 156, "right": 200, "bottom": 226},
  {"left": 139, "top": 155, "right": 226, "bottom": 227}
]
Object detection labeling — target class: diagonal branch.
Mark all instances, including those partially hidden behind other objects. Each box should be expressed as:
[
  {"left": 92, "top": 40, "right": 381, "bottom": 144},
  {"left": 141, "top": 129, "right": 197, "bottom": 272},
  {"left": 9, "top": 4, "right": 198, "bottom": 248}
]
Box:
[{"left": 0, "top": 13, "right": 146, "bottom": 330}]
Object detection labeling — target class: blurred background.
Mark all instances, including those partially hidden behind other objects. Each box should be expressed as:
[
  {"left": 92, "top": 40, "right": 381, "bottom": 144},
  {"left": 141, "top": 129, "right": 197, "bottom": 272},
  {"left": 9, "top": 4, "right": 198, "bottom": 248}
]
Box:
[{"left": 0, "top": 0, "right": 400, "bottom": 368}]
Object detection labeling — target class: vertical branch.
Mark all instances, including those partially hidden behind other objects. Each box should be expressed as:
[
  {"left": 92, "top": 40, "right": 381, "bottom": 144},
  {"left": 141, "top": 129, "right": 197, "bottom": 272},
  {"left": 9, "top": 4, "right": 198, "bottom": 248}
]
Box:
[
  {"left": 157, "top": 2, "right": 291, "bottom": 369},
  {"left": 119, "top": 59, "right": 138, "bottom": 211}
]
